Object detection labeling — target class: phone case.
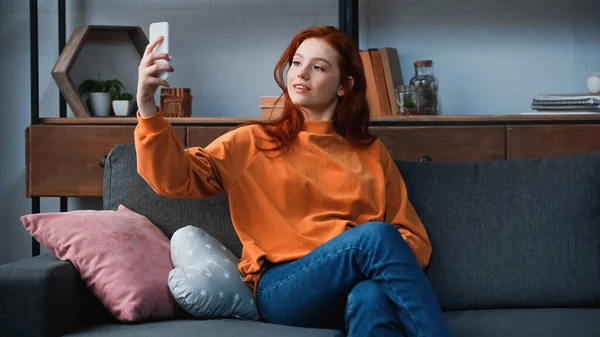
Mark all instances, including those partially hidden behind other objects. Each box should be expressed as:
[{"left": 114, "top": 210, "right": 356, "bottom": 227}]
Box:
[{"left": 149, "top": 21, "right": 170, "bottom": 81}]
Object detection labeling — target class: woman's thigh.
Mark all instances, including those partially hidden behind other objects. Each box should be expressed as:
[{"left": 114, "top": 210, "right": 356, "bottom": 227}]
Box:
[{"left": 256, "top": 253, "right": 359, "bottom": 330}]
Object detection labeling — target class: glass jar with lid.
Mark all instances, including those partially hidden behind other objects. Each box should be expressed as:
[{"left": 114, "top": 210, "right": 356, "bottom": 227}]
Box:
[{"left": 409, "top": 60, "right": 439, "bottom": 115}]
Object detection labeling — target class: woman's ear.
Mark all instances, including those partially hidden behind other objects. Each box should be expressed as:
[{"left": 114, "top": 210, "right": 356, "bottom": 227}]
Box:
[{"left": 338, "top": 76, "right": 354, "bottom": 97}]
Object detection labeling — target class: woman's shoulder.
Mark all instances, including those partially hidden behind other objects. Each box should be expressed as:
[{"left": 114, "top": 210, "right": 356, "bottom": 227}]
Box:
[
  {"left": 208, "top": 123, "right": 269, "bottom": 149},
  {"left": 231, "top": 123, "right": 271, "bottom": 141},
  {"left": 355, "top": 136, "right": 389, "bottom": 156},
  {"left": 365, "top": 137, "right": 393, "bottom": 165}
]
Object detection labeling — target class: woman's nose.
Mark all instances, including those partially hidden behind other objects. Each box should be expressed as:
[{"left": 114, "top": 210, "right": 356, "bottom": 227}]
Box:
[{"left": 297, "top": 66, "right": 309, "bottom": 79}]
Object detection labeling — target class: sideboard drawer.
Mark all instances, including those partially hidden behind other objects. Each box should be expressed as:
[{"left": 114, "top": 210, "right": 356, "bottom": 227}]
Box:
[
  {"left": 507, "top": 125, "right": 600, "bottom": 159},
  {"left": 371, "top": 126, "right": 506, "bottom": 162},
  {"left": 187, "top": 125, "right": 506, "bottom": 162},
  {"left": 26, "top": 125, "right": 186, "bottom": 197}
]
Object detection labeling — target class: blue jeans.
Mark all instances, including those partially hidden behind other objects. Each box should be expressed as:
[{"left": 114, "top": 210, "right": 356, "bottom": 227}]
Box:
[{"left": 255, "top": 221, "right": 454, "bottom": 337}]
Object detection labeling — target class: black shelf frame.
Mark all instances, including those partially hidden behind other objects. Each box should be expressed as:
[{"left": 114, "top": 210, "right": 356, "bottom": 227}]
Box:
[
  {"left": 29, "top": 0, "right": 68, "bottom": 257},
  {"left": 27, "top": 0, "right": 359, "bottom": 257}
]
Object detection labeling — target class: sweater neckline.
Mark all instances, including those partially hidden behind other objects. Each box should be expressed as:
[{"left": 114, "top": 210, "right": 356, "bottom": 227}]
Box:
[{"left": 301, "top": 119, "right": 335, "bottom": 135}]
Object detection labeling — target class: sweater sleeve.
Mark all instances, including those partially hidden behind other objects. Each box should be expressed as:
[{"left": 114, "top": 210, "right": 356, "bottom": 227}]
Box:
[
  {"left": 380, "top": 141, "right": 432, "bottom": 269},
  {"left": 133, "top": 108, "right": 256, "bottom": 199}
]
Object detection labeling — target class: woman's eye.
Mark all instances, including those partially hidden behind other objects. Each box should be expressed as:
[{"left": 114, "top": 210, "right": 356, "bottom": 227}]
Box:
[
  {"left": 292, "top": 61, "right": 301, "bottom": 66},
  {"left": 313, "top": 65, "right": 323, "bottom": 71}
]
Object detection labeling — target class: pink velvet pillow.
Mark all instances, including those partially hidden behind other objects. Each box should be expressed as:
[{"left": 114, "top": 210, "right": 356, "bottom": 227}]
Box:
[{"left": 20, "top": 204, "right": 183, "bottom": 322}]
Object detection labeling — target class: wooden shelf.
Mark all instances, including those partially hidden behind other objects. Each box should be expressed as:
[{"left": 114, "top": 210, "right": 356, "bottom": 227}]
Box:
[
  {"left": 26, "top": 121, "right": 600, "bottom": 198},
  {"left": 38, "top": 114, "right": 600, "bottom": 126},
  {"left": 39, "top": 117, "right": 257, "bottom": 125}
]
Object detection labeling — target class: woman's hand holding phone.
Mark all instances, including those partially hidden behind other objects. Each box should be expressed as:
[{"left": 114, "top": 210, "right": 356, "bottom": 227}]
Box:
[{"left": 136, "top": 36, "right": 174, "bottom": 118}]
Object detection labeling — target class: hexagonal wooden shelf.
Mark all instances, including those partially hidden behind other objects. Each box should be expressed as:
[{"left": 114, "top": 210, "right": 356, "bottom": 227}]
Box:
[{"left": 51, "top": 25, "right": 148, "bottom": 117}]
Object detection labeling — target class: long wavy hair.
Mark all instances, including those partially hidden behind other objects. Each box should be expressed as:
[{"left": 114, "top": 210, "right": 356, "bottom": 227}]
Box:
[{"left": 236, "top": 25, "right": 375, "bottom": 154}]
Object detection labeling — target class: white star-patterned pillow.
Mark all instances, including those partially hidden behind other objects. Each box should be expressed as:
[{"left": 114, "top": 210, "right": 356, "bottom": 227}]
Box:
[{"left": 168, "top": 225, "right": 259, "bottom": 320}]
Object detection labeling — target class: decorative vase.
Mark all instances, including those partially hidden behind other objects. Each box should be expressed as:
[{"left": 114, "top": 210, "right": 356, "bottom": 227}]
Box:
[
  {"left": 88, "top": 92, "right": 113, "bottom": 117},
  {"left": 112, "top": 100, "right": 133, "bottom": 117},
  {"left": 587, "top": 73, "right": 600, "bottom": 95}
]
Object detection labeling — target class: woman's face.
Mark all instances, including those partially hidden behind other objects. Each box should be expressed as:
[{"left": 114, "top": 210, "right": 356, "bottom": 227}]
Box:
[{"left": 286, "top": 38, "right": 345, "bottom": 117}]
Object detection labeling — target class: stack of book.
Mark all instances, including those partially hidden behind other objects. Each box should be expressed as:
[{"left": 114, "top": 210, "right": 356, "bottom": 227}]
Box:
[
  {"left": 522, "top": 94, "right": 600, "bottom": 115},
  {"left": 358, "top": 47, "right": 405, "bottom": 117},
  {"left": 260, "top": 47, "right": 405, "bottom": 118}
]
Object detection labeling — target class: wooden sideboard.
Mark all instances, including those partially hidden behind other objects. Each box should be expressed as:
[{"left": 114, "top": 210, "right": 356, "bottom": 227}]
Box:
[{"left": 25, "top": 115, "right": 600, "bottom": 198}]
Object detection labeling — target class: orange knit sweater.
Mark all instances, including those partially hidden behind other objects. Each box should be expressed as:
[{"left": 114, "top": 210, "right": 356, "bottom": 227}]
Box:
[{"left": 134, "top": 109, "right": 432, "bottom": 294}]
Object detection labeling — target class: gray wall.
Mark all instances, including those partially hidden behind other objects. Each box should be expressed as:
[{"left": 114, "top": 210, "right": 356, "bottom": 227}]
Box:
[{"left": 1, "top": 0, "right": 599, "bottom": 264}]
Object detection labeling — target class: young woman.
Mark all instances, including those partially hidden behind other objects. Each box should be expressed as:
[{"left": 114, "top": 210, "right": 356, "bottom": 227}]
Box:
[{"left": 134, "top": 25, "right": 453, "bottom": 337}]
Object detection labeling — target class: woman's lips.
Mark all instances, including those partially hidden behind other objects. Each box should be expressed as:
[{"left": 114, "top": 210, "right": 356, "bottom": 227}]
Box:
[{"left": 292, "top": 84, "right": 310, "bottom": 93}]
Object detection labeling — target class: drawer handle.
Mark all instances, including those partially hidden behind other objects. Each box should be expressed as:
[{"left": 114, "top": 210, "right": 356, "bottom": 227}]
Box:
[
  {"left": 99, "top": 155, "right": 107, "bottom": 168},
  {"left": 419, "top": 156, "right": 432, "bottom": 162}
]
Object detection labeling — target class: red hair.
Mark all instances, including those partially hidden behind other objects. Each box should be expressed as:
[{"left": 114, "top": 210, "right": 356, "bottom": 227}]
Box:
[{"left": 237, "top": 25, "right": 375, "bottom": 154}]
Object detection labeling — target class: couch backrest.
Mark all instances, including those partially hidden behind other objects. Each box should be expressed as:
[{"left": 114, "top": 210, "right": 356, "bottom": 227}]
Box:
[
  {"left": 104, "top": 143, "right": 600, "bottom": 311},
  {"left": 103, "top": 143, "right": 243, "bottom": 257},
  {"left": 395, "top": 151, "right": 600, "bottom": 311}
]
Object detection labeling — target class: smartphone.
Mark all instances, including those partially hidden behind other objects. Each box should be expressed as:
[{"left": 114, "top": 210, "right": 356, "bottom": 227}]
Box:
[{"left": 149, "top": 21, "right": 170, "bottom": 81}]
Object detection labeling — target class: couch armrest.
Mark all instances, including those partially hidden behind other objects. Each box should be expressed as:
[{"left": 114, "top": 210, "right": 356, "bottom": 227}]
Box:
[{"left": 0, "top": 253, "right": 112, "bottom": 337}]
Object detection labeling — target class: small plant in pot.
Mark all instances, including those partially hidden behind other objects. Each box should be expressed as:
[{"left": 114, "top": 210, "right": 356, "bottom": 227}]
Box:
[
  {"left": 77, "top": 74, "right": 127, "bottom": 117},
  {"left": 112, "top": 91, "right": 135, "bottom": 117}
]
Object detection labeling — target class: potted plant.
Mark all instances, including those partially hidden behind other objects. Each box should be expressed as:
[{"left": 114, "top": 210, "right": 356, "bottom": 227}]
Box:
[
  {"left": 77, "top": 74, "right": 127, "bottom": 117},
  {"left": 112, "top": 91, "right": 135, "bottom": 117}
]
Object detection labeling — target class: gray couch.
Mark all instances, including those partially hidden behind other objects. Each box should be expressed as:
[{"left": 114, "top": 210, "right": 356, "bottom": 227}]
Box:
[{"left": 2, "top": 143, "right": 600, "bottom": 337}]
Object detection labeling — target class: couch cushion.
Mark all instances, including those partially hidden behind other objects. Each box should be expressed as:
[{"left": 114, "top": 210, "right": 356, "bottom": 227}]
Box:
[
  {"left": 443, "top": 308, "right": 600, "bottom": 337},
  {"left": 20, "top": 205, "right": 183, "bottom": 323},
  {"left": 169, "top": 226, "right": 259, "bottom": 320},
  {"left": 64, "top": 319, "right": 344, "bottom": 337},
  {"left": 103, "top": 143, "right": 242, "bottom": 258},
  {"left": 395, "top": 151, "right": 600, "bottom": 310}
]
